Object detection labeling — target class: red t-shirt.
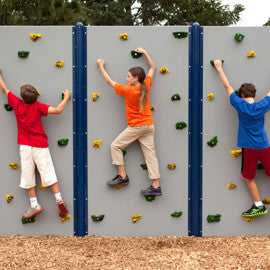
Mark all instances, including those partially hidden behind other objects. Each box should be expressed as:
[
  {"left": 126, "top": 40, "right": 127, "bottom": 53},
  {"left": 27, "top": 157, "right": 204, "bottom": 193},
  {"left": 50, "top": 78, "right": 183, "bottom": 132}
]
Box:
[
  {"left": 114, "top": 76, "right": 154, "bottom": 127},
  {"left": 8, "top": 91, "right": 50, "bottom": 148}
]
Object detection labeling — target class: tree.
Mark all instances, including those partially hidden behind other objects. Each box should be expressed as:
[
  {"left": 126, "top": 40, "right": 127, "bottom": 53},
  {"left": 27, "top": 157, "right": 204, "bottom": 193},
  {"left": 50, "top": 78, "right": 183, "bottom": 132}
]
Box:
[{"left": 263, "top": 18, "right": 270, "bottom": 26}]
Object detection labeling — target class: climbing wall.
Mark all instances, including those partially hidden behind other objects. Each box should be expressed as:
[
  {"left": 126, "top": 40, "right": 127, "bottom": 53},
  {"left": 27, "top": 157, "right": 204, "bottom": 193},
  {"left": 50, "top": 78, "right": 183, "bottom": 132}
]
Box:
[
  {"left": 0, "top": 26, "right": 73, "bottom": 235},
  {"left": 203, "top": 27, "right": 270, "bottom": 236},
  {"left": 87, "top": 26, "right": 189, "bottom": 236}
]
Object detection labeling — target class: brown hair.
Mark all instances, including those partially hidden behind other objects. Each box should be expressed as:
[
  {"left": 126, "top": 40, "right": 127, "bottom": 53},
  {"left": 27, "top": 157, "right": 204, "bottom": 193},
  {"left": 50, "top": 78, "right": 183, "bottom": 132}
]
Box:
[
  {"left": 238, "top": 83, "right": 256, "bottom": 98},
  {"left": 129, "top": 67, "right": 147, "bottom": 113},
  {"left": 20, "top": 85, "right": 39, "bottom": 104}
]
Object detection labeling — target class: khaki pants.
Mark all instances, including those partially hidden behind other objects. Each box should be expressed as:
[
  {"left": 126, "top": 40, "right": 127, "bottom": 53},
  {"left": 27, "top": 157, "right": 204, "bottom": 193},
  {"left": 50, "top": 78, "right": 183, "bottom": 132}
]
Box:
[{"left": 111, "top": 125, "right": 161, "bottom": 180}]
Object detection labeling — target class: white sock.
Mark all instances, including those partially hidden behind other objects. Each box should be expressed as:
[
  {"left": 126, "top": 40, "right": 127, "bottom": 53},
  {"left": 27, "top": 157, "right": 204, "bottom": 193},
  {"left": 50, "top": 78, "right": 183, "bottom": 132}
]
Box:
[
  {"left": 254, "top": 201, "right": 263, "bottom": 207},
  {"left": 30, "top": 197, "right": 38, "bottom": 208},
  {"left": 55, "top": 192, "right": 62, "bottom": 203}
]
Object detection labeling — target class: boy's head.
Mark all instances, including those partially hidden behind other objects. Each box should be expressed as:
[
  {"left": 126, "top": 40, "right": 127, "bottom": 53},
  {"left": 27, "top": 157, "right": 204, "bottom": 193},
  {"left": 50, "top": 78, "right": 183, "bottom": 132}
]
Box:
[
  {"left": 20, "top": 85, "right": 39, "bottom": 104},
  {"left": 238, "top": 83, "right": 256, "bottom": 98}
]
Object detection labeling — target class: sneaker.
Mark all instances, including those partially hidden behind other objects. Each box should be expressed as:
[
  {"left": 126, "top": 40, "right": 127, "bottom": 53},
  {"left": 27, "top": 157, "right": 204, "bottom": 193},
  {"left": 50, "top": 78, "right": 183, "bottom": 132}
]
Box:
[
  {"left": 141, "top": 185, "right": 162, "bottom": 196},
  {"left": 22, "top": 204, "right": 44, "bottom": 219},
  {"left": 242, "top": 204, "right": 268, "bottom": 217},
  {"left": 107, "top": 175, "right": 129, "bottom": 187},
  {"left": 58, "top": 200, "right": 69, "bottom": 217}
]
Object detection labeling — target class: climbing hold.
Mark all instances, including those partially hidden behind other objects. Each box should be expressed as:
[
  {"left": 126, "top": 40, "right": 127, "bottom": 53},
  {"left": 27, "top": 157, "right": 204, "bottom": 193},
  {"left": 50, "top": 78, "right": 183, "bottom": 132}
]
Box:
[
  {"left": 175, "top": 122, "right": 187, "bottom": 130},
  {"left": 91, "top": 214, "right": 105, "bottom": 222},
  {"left": 171, "top": 94, "right": 181, "bottom": 101},
  {"left": 234, "top": 33, "right": 245, "bottom": 42},
  {"left": 93, "top": 140, "right": 102, "bottom": 148},
  {"left": 58, "top": 139, "right": 69, "bottom": 146},
  {"left": 36, "top": 90, "right": 41, "bottom": 96},
  {"left": 150, "top": 105, "right": 156, "bottom": 111},
  {"left": 140, "top": 163, "right": 147, "bottom": 170},
  {"left": 9, "top": 163, "right": 18, "bottom": 170},
  {"left": 207, "top": 136, "right": 218, "bottom": 147},
  {"left": 257, "top": 162, "right": 264, "bottom": 170},
  {"left": 132, "top": 214, "right": 141, "bottom": 223},
  {"left": 235, "top": 89, "right": 239, "bottom": 95},
  {"left": 22, "top": 216, "right": 36, "bottom": 224},
  {"left": 160, "top": 66, "right": 170, "bottom": 74},
  {"left": 171, "top": 211, "right": 182, "bottom": 217},
  {"left": 18, "top": 51, "right": 29, "bottom": 58},
  {"left": 92, "top": 93, "right": 100, "bottom": 102},
  {"left": 30, "top": 33, "right": 42, "bottom": 42},
  {"left": 167, "top": 164, "right": 176, "bottom": 170},
  {"left": 244, "top": 217, "right": 254, "bottom": 222},
  {"left": 172, "top": 32, "right": 188, "bottom": 39},
  {"left": 144, "top": 195, "right": 156, "bottom": 202},
  {"left": 227, "top": 183, "right": 237, "bottom": 189},
  {"left": 6, "top": 194, "right": 14, "bottom": 203},
  {"left": 130, "top": 50, "right": 142, "bottom": 59},
  {"left": 207, "top": 93, "right": 214, "bottom": 101},
  {"left": 207, "top": 214, "right": 221, "bottom": 223},
  {"left": 61, "top": 215, "right": 71, "bottom": 223},
  {"left": 114, "top": 185, "right": 123, "bottom": 190},
  {"left": 55, "top": 61, "right": 64, "bottom": 67},
  {"left": 122, "top": 150, "right": 127, "bottom": 156},
  {"left": 210, "top": 60, "right": 224, "bottom": 67},
  {"left": 262, "top": 197, "right": 270, "bottom": 205},
  {"left": 4, "top": 104, "right": 13, "bottom": 111},
  {"left": 230, "top": 149, "right": 242, "bottom": 158},
  {"left": 119, "top": 33, "right": 128, "bottom": 40},
  {"left": 38, "top": 183, "right": 46, "bottom": 191},
  {"left": 246, "top": 50, "right": 256, "bottom": 58}
]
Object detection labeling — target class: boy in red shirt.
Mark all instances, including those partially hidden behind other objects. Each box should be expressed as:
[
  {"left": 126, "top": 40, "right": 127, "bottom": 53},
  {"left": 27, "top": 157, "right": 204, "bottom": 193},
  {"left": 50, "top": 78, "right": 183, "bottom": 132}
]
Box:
[{"left": 0, "top": 69, "right": 70, "bottom": 219}]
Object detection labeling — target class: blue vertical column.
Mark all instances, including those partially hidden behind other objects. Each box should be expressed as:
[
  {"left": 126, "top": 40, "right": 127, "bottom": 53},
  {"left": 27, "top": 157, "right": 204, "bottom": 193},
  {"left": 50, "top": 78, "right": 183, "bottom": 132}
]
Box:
[
  {"left": 188, "top": 23, "right": 203, "bottom": 236},
  {"left": 73, "top": 22, "right": 88, "bottom": 236}
]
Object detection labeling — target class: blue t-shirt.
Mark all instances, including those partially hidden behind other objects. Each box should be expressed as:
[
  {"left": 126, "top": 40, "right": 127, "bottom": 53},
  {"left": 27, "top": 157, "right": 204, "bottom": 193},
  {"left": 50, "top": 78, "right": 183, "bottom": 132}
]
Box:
[{"left": 230, "top": 92, "right": 270, "bottom": 149}]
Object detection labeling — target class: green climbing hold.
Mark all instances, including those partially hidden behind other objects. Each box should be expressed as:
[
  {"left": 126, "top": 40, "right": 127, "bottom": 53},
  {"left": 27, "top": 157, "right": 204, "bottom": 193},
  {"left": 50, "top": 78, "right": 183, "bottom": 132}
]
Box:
[
  {"left": 207, "top": 214, "right": 221, "bottom": 223},
  {"left": 235, "top": 89, "right": 239, "bottom": 95},
  {"left": 207, "top": 136, "right": 218, "bottom": 147},
  {"left": 21, "top": 216, "right": 35, "bottom": 224},
  {"left": 234, "top": 33, "right": 245, "bottom": 42},
  {"left": 171, "top": 211, "right": 182, "bottom": 217},
  {"left": 131, "top": 50, "right": 142, "bottom": 59},
  {"left": 122, "top": 150, "right": 127, "bottom": 157},
  {"left": 172, "top": 32, "right": 188, "bottom": 39},
  {"left": 175, "top": 122, "right": 187, "bottom": 130},
  {"left": 18, "top": 51, "right": 29, "bottom": 58},
  {"left": 210, "top": 60, "right": 224, "bottom": 67},
  {"left": 58, "top": 139, "right": 69, "bottom": 146},
  {"left": 171, "top": 94, "right": 181, "bottom": 101},
  {"left": 257, "top": 162, "right": 264, "bottom": 170},
  {"left": 91, "top": 215, "right": 105, "bottom": 222},
  {"left": 140, "top": 163, "right": 147, "bottom": 170},
  {"left": 144, "top": 195, "right": 156, "bottom": 202},
  {"left": 4, "top": 104, "right": 13, "bottom": 111}
]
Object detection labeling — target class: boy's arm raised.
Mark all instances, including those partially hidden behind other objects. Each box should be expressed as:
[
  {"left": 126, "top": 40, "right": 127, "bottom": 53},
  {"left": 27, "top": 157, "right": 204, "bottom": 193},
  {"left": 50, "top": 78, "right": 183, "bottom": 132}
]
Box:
[
  {"left": 214, "top": 60, "right": 234, "bottom": 96},
  {"left": 0, "top": 70, "right": 10, "bottom": 97},
  {"left": 97, "top": 59, "right": 116, "bottom": 88},
  {"left": 135, "top": 47, "right": 155, "bottom": 78},
  {"left": 48, "top": 90, "right": 71, "bottom": 114}
]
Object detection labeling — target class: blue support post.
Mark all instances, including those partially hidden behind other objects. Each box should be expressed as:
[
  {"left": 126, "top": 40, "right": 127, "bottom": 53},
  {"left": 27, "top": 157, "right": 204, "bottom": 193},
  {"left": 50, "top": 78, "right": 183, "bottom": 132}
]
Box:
[
  {"left": 73, "top": 22, "right": 88, "bottom": 236},
  {"left": 188, "top": 23, "right": 203, "bottom": 236}
]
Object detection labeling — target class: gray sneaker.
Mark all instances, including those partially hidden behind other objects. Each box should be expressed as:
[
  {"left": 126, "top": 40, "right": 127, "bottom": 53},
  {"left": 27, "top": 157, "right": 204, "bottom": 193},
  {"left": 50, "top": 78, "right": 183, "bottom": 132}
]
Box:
[
  {"left": 141, "top": 185, "right": 162, "bottom": 196},
  {"left": 22, "top": 204, "right": 44, "bottom": 219}
]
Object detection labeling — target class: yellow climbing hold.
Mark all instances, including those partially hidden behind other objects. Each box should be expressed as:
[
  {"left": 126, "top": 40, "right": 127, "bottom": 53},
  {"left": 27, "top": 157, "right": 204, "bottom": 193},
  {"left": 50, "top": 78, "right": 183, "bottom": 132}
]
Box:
[
  {"left": 30, "top": 33, "right": 42, "bottom": 42},
  {"left": 9, "top": 163, "right": 18, "bottom": 170},
  {"left": 150, "top": 105, "right": 156, "bottom": 111},
  {"left": 114, "top": 185, "right": 123, "bottom": 190},
  {"left": 37, "top": 90, "right": 41, "bottom": 96},
  {"left": 246, "top": 50, "right": 256, "bottom": 58},
  {"left": 160, "top": 66, "right": 170, "bottom": 75},
  {"left": 39, "top": 183, "right": 46, "bottom": 191},
  {"left": 93, "top": 140, "right": 102, "bottom": 148},
  {"left": 167, "top": 164, "right": 176, "bottom": 170},
  {"left": 207, "top": 93, "right": 214, "bottom": 101},
  {"left": 6, "top": 194, "right": 14, "bottom": 203},
  {"left": 227, "top": 183, "right": 237, "bottom": 189},
  {"left": 119, "top": 33, "right": 128, "bottom": 40},
  {"left": 132, "top": 214, "right": 141, "bottom": 223},
  {"left": 262, "top": 197, "right": 270, "bottom": 205},
  {"left": 244, "top": 217, "right": 254, "bottom": 222},
  {"left": 230, "top": 149, "right": 242, "bottom": 158},
  {"left": 61, "top": 215, "right": 71, "bottom": 223},
  {"left": 55, "top": 61, "right": 64, "bottom": 67},
  {"left": 92, "top": 93, "right": 100, "bottom": 102}
]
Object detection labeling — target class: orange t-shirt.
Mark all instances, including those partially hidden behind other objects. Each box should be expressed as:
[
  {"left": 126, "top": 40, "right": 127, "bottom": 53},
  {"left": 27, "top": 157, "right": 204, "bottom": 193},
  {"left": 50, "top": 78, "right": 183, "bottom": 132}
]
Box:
[{"left": 114, "top": 75, "right": 154, "bottom": 127}]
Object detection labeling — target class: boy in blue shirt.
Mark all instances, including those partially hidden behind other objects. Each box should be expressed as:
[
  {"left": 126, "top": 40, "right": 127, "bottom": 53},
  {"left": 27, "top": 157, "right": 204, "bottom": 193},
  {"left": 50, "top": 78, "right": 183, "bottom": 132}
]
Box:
[{"left": 214, "top": 60, "right": 270, "bottom": 217}]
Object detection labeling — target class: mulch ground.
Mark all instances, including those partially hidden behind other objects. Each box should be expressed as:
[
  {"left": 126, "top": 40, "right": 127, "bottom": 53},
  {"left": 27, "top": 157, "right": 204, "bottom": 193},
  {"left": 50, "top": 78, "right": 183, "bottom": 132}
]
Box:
[{"left": 0, "top": 235, "right": 269, "bottom": 269}]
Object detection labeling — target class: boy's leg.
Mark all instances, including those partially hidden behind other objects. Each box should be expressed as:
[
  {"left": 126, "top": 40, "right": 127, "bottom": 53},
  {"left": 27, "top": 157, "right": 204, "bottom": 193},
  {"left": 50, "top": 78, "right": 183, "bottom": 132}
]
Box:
[{"left": 245, "top": 180, "right": 261, "bottom": 202}]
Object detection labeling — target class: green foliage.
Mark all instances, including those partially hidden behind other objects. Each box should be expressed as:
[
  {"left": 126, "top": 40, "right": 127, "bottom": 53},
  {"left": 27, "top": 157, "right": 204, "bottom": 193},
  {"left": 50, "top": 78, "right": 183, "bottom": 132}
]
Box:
[{"left": 264, "top": 18, "right": 270, "bottom": 26}]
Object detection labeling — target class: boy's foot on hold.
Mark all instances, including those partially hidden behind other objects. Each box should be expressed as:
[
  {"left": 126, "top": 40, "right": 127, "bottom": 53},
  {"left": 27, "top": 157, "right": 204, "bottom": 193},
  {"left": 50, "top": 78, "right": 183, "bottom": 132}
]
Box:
[
  {"left": 141, "top": 185, "right": 162, "bottom": 196},
  {"left": 58, "top": 200, "right": 69, "bottom": 217},
  {"left": 242, "top": 204, "right": 268, "bottom": 217},
  {"left": 107, "top": 175, "right": 129, "bottom": 188},
  {"left": 22, "top": 204, "right": 44, "bottom": 219}
]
